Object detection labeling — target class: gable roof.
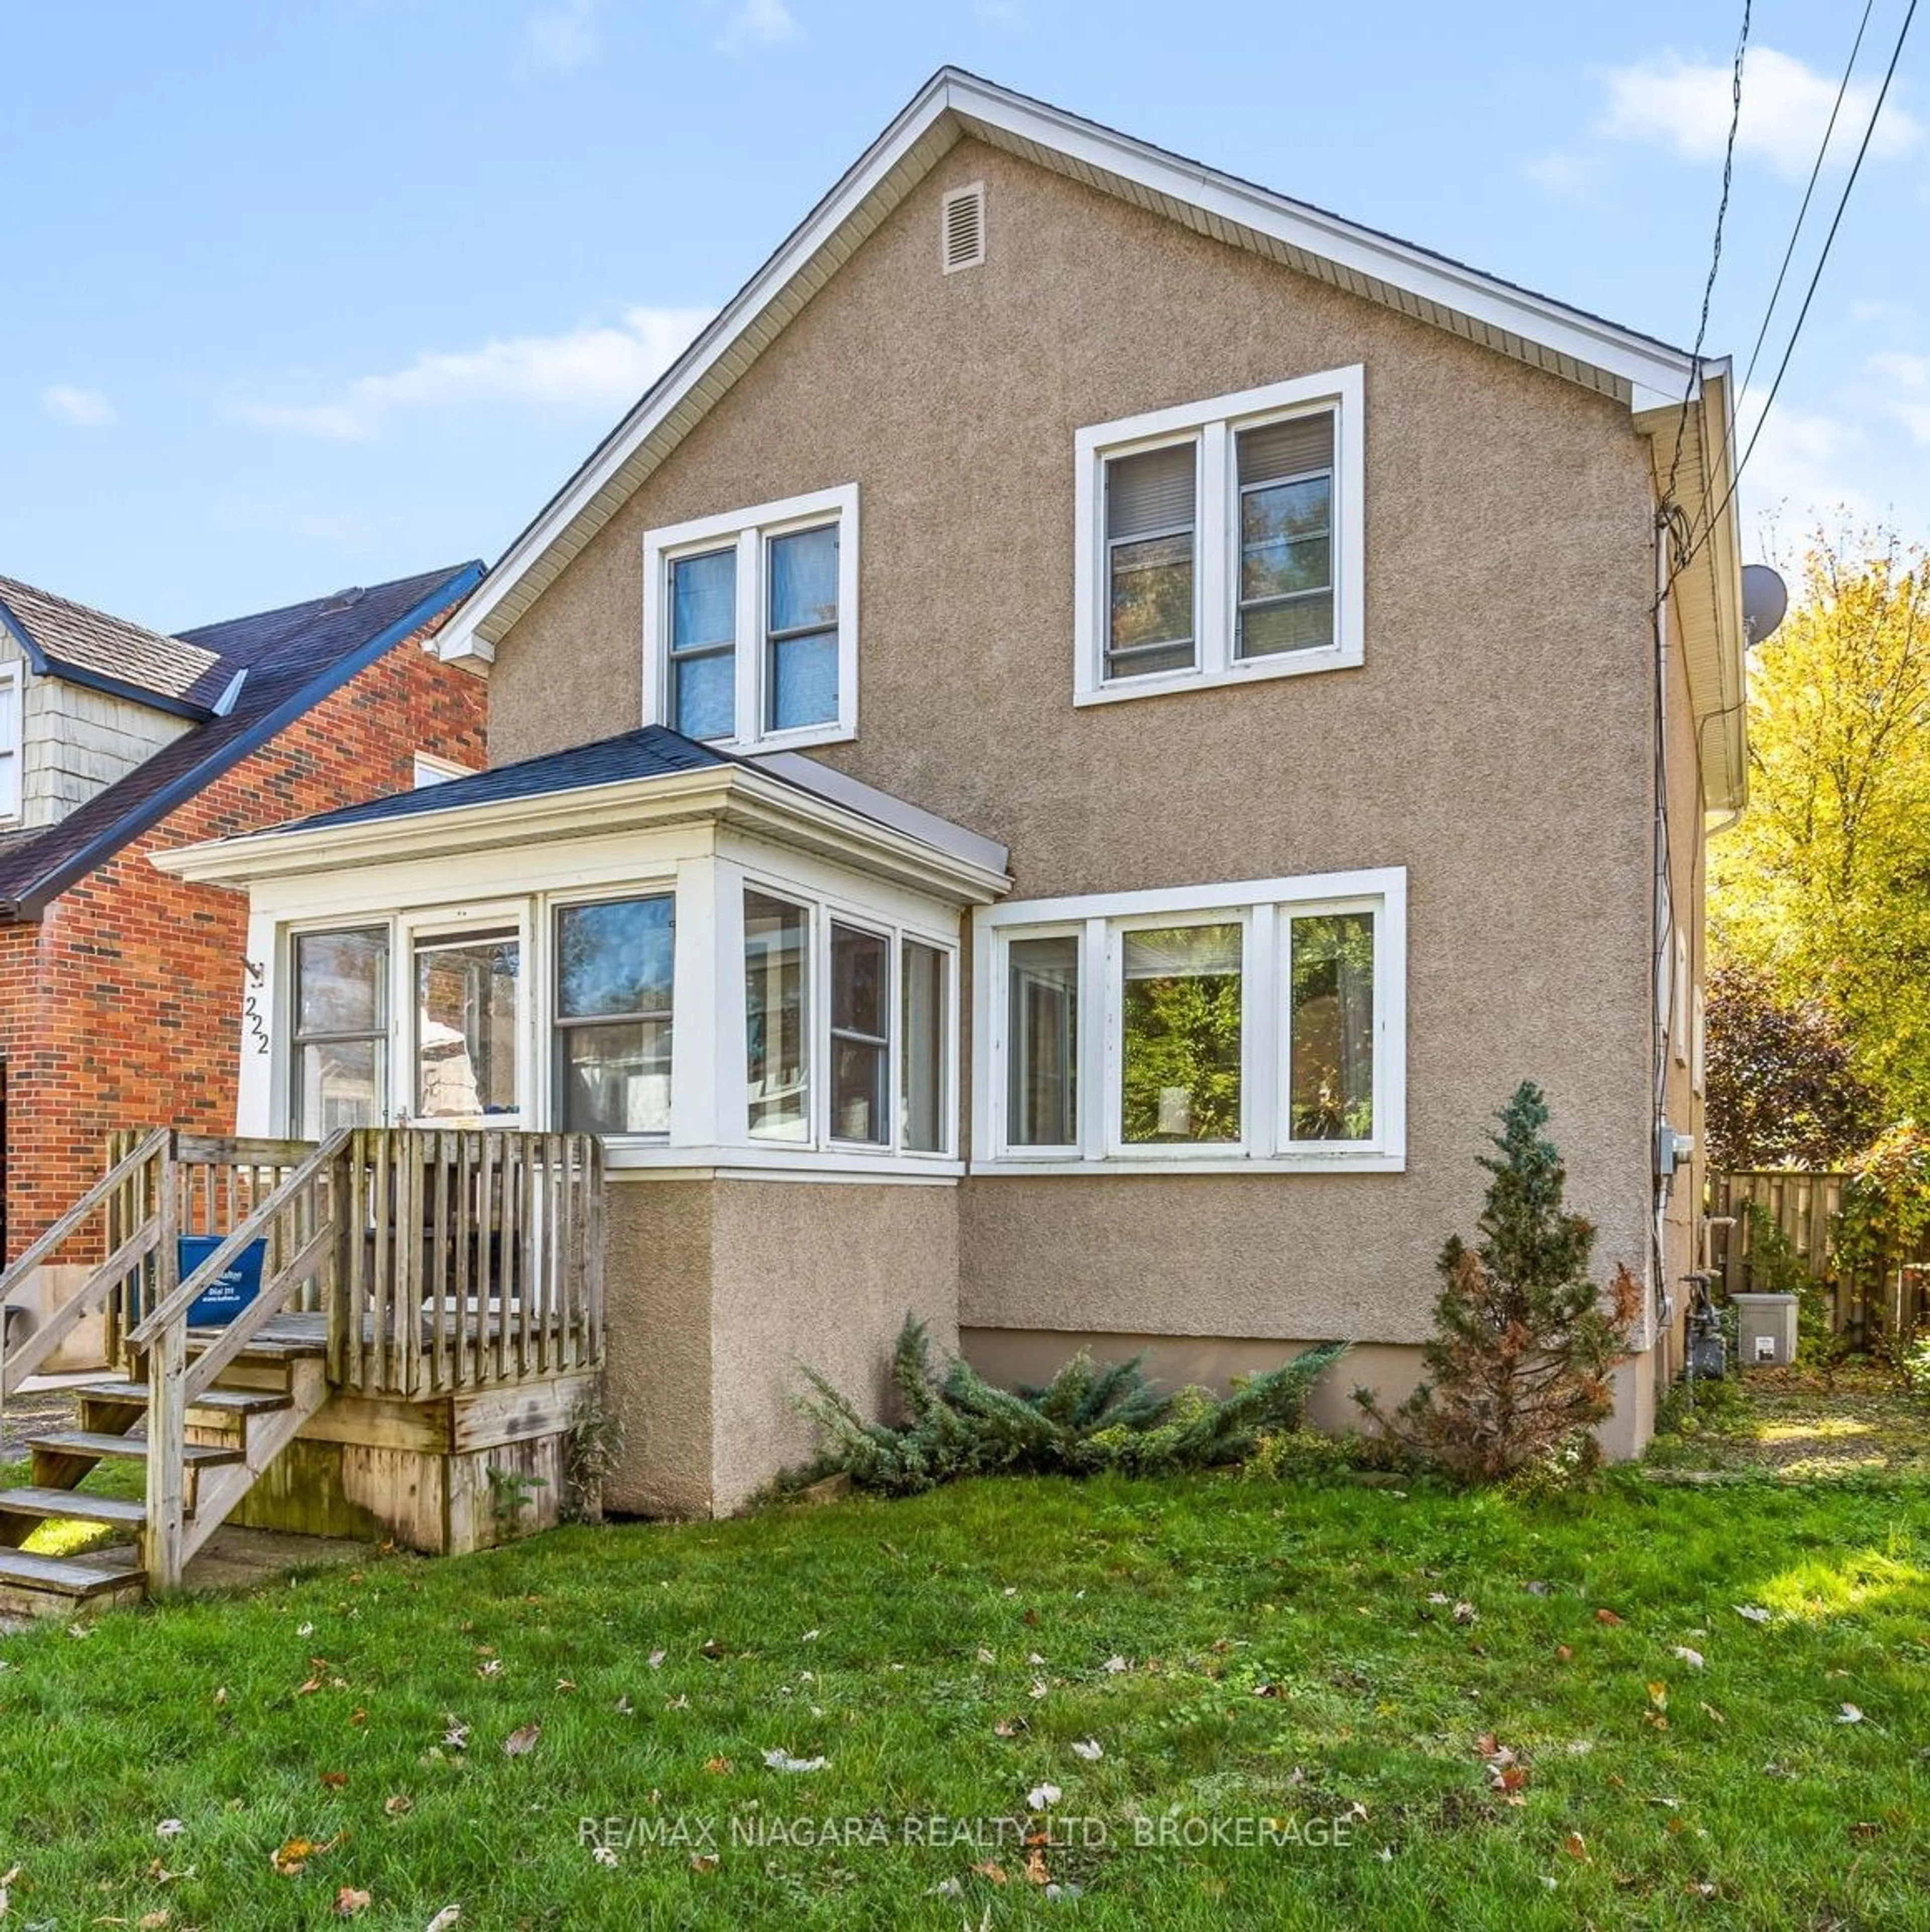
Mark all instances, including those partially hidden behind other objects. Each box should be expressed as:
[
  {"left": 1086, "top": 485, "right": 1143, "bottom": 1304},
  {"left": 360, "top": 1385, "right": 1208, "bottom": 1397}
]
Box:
[
  {"left": 0, "top": 576, "right": 225, "bottom": 719},
  {"left": 0, "top": 562, "right": 484, "bottom": 919},
  {"left": 434, "top": 65, "right": 1719, "bottom": 672}
]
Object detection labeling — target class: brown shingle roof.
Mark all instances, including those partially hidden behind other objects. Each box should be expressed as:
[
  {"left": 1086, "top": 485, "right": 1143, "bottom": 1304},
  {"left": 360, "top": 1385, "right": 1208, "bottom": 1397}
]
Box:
[{"left": 0, "top": 575, "right": 224, "bottom": 711}]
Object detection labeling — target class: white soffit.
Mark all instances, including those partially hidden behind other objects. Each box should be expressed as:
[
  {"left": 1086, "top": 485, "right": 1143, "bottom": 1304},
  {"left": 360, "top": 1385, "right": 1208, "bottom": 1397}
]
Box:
[{"left": 439, "top": 68, "right": 1707, "bottom": 664}]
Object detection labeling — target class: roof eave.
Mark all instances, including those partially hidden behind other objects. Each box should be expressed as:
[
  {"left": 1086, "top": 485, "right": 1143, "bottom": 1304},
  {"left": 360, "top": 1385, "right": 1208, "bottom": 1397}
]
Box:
[
  {"left": 154, "top": 762, "right": 1013, "bottom": 905},
  {"left": 437, "top": 66, "right": 1702, "bottom": 668}
]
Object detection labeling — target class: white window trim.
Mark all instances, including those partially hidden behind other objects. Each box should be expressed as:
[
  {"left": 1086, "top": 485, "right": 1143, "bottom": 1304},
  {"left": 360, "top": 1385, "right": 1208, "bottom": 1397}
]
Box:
[
  {"left": 401, "top": 901, "right": 533, "bottom": 1129},
  {"left": 0, "top": 662, "right": 22, "bottom": 822},
  {"left": 973, "top": 867, "right": 1405, "bottom": 1175},
  {"left": 642, "top": 483, "right": 859, "bottom": 754},
  {"left": 547, "top": 885, "right": 678, "bottom": 1144},
  {"left": 1073, "top": 367, "right": 1365, "bottom": 707},
  {"left": 413, "top": 751, "right": 476, "bottom": 787}
]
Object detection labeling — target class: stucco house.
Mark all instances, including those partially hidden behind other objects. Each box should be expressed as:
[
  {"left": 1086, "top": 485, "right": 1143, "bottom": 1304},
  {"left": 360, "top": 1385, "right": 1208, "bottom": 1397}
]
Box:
[
  {"left": 154, "top": 70, "right": 1742, "bottom": 1515},
  {"left": 0, "top": 565, "right": 488, "bottom": 1363}
]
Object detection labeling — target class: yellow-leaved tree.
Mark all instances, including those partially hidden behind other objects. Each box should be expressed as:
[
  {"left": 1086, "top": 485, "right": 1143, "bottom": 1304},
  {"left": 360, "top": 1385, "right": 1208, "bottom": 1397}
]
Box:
[{"left": 1710, "top": 524, "right": 1930, "bottom": 1124}]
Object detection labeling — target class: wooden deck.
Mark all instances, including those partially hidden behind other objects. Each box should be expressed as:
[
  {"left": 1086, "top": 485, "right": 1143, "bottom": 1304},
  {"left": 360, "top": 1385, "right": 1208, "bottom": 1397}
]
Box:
[{"left": 0, "top": 1128, "right": 607, "bottom": 1610}]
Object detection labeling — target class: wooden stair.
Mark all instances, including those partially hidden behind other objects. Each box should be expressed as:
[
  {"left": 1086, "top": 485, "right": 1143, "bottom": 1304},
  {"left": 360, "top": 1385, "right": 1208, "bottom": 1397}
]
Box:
[{"left": 0, "top": 1342, "right": 329, "bottom": 1618}]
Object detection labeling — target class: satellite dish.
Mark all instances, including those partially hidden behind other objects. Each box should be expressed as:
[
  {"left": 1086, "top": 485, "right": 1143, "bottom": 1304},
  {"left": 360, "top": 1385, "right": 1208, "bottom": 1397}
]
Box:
[{"left": 1742, "top": 563, "right": 1788, "bottom": 646}]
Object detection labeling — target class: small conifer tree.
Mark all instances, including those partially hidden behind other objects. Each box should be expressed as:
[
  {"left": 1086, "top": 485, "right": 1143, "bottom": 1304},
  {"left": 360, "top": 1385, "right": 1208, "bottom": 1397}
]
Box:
[{"left": 1358, "top": 1081, "right": 1642, "bottom": 1481}]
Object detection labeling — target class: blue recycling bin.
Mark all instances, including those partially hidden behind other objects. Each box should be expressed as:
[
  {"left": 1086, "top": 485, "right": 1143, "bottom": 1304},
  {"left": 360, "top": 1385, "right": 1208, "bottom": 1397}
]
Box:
[{"left": 179, "top": 1235, "right": 267, "bottom": 1326}]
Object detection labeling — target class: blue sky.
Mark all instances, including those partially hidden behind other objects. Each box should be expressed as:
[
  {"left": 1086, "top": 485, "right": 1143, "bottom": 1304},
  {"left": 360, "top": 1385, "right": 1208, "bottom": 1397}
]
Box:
[{"left": 3, "top": 1, "right": 1924, "bottom": 628}]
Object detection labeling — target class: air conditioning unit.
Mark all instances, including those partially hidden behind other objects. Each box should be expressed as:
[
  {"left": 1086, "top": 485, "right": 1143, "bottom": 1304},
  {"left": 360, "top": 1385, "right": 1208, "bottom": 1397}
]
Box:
[{"left": 1730, "top": 1293, "right": 1799, "bottom": 1369}]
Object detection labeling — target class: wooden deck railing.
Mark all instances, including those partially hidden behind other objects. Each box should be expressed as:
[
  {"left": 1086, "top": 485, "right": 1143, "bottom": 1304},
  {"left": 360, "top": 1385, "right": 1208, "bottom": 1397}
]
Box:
[
  {"left": 1, "top": 1127, "right": 607, "bottom": 1591},
  {"left": 330, "top": 1129, "right": 605, "bottom": 1399}
]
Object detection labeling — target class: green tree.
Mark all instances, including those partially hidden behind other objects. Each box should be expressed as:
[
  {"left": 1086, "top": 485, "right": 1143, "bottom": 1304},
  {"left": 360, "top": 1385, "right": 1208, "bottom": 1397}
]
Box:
[
  {"left": 1357, "top": 1082, "right": 1642, "bottom": 1481},
  {"left": 1710, "top": 526, "right": 1930, "bottom": 1119}
]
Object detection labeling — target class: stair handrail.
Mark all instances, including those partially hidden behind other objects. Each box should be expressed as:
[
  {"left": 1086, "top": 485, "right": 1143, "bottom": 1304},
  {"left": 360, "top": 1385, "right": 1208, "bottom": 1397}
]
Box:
[
  {"left": 138, "top": 1127, "right": 349, "bottom": 1594},
  {"left": 127, "top": 1128, "right": 351, "bottom": 1349},
  {"left": 0, "top": 1128, "right": 174, "bottom": 1398}
]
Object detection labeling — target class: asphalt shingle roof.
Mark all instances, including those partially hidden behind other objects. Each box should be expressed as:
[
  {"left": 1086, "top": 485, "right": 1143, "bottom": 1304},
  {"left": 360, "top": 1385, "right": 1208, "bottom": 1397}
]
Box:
[
  {"left": 277, "top": 725, "right": 727, "bottom": 835},
  {"left": 0, "top": 562, "right": 482, "bottom": 915}
]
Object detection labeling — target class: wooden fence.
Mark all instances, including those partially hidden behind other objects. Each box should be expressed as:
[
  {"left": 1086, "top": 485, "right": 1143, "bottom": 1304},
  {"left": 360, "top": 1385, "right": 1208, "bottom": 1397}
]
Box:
[{"left": 1708, "top": 1169, "right": 1930, "bottom": 1344}]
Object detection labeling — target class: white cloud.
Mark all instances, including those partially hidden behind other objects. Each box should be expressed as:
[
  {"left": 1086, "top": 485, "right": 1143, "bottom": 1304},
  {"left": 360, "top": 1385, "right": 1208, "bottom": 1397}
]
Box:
[
  {"left": 1522, "top": 149, "right": 1600, "bottom": 197},
  {"left": 237, "top": 305, "right": 714, "bottom": 440},
  {"left": 712, "top": 0, "right": 801, "bottom": 55},
  {"left": 1600, "top": 45, "right": 1921, "bottom": 179},
  {"left": 1867, "top": 350, "right": 1930, "bottom": 445},
  {"left": 1731, "top": 383, "right": 1872, "bottom": 526},
  {"left": 529, "top": 0, "right": 602, "bottom": 67},
  {"left": 42, "top": 384, "right": 116, "bottom": 428}
]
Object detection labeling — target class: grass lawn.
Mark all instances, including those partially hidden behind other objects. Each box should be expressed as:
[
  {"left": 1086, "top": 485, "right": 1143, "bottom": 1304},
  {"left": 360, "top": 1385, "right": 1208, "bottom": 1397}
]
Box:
[
  {"left": 0, "top": 1432, "right": 1926, "bottom": 1930},
  {"left": 1646, "top": 1361, "right": 1930, "bottom": 1482}
]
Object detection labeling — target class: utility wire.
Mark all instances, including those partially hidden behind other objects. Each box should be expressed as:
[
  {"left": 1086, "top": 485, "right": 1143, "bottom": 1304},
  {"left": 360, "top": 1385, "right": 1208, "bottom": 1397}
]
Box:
[
  {"left": 1664, "top": 0, "right": 1752, "bottom": 520},
  {"left": 1682, "top": 0, "right": 1918, "bottom": 573},
  {"left": 1680, "top": 0, "right": 1876, "bottom": 564}
]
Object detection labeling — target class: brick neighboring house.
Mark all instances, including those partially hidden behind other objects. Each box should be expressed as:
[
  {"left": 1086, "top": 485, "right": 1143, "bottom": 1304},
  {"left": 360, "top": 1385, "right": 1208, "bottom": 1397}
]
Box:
[{"left": 0, "top": 564, "right": 487, "bottom": 1356}]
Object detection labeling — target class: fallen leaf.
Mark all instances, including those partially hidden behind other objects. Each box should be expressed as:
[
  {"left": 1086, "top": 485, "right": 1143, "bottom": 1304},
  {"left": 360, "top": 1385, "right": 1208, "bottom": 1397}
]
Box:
[
  {"left": 1025, "top": 1846, "right": 1050, "bottom": 1885},
  {"left": 349, "top": 1710, "right": 367, "bottom": 1727},
  {"left": 763, "top": 1750, "right": 828, "bottom": 1773},
  {"left": 213, "top": 1687, "right": 228, "bottom": 1707},
  {"left": 800, "top": 1629, "right": 820, "bottom": 1643},
  {"left": 1522, "top": 1580, "right": 1552, "bottom": 1597},
  {"left": 593, "top": 1845, "right": 619, "bottom": 1867},
  {"left": 383, "top": 1795, "right": 413, "bottom": 1817},
  {"left": 1103, "top": 1654, "right": 1128, "bottom": 1674},
  {"left": 442, "top": 1721, "right": 470, "bottom": 1751},
  {"left": 1848, "top": 1819, "right": 1882, "bottom": 1841},
  {"left": 1734, "top": 1605, "right": 1771, "bottom": 1625},
  {"left": 614, "top": 1695, "right": 634, "bottom": 1716},
  {"left": 475, "top": 1661, "right": 503, "bottom": 1679},
  {"left": 503, "top": 1723, "right": 541, "bottom": 1757},
  {"left": 1595, "top": 1609, "right": 1624, "bottom": 1626},
  {"left": 155, "top": 1821, "right": 185, "bottom": 1840},
  {"left": 424, "top": 1910, "right": 462, "bottom": 1932},
  {"left": 1555, "top": 1644, "right": 1574, "bottom": 1662},
  {"left": 0, "top": 1864, "right": 16, "bottom": 1918},
  {"left": 334, "top": 1888, "right": 372, "bottom": 1917},
  {"left": 1648, "top": 1683, "right": 1669, "bottom": 1711},
  {"left": 690, "top": 1855, "right": 719, "bottom": 1875},
  {"left": 1028, "top": 1678, "right": 1049, "bottom": 1700},
  {"left": 993, "top": 1717, "right": 1026, "bottom": 1738},
  {"left": 270, "top": 1834, "right": 340, "bottom": 1877},
  {"left": 1672, "top": 1647, "right": 1705, "bottom": 1670},
  {"left": 1700, "top": 1703, "right": 1726, "bottom": 1725},
  {"left": 973, "top": 1860, "right": 1008, "bottom": 1885},
  {"left": 1070, "top": 1737, "right": 1103, "bottom": 1761},
  {"left": 647, "top": 1650, "right": 666, "bottom": 1671},
  {"left": 137, "top": 1912, "right": 171, "bottom": 1930},
  {"left": 699, "top": 1639, "right": 725, "bottom": 1660},
  {"left": 1453, "top": 1602, "right": 1478, "bottom": 1624},
  {"left": 1838, "top": 1703, "right": 1865, "bottom": 1725},
  {"left": 1562, "top": 1831, "right": 1589, "bottom": 1861},
  {"left": 703, "top": 1756, "right": 732, "bottom": 1775},
  {"left": 320, "top": 1772, "right": 348, "bottom": 1790},
  {"left": 1027, "top": 1782, "right": 1062, "bottom": 1810}
]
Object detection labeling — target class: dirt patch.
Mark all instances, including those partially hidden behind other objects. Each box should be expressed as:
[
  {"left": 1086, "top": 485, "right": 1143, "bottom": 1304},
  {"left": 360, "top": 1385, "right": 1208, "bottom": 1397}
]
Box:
[
  {"left": 0, "top": 1386, "right": 78, "bottom": 1462},
  {"left": 1647, "top": 1362, "right": 1930, "bottom": 1481}
]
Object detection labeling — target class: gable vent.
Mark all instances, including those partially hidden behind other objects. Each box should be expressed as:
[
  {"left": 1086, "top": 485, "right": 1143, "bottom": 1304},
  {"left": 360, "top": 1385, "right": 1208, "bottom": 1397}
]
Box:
[{"left": 940, "top": 182, "right": 986, "bottom": 274}]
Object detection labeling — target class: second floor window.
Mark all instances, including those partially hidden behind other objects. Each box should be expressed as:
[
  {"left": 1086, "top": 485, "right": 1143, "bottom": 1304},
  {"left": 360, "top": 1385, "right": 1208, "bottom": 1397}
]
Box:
[
  {"left": 645, "top": 484, "right": 858, "bottom": 753},
  {"left": 1075, "top": 367, "right": 1362, "bottom": 706}
]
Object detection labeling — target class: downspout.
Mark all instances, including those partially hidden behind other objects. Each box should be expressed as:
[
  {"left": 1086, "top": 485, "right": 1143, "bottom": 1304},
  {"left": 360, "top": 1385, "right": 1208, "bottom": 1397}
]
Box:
[{"left": 1652, "top": 509, "right": 1678, "bottom": 1360}]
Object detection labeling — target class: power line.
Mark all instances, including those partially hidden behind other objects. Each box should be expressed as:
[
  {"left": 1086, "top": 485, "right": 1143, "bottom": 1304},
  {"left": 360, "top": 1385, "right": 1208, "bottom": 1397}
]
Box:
[
  {"left": 1736, "top": 0, "right": 1875, "bottom": 405},
  {"left": 1664, "top": 0, "right": 1752, "bottom": 516},
  {"left": 1684, "top": 0, "right": 1918, "bottom": 573}
]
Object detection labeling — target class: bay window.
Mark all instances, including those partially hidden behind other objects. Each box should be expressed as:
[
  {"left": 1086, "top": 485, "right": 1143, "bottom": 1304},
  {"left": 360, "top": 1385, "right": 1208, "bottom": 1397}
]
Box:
[
  {"left": 745, "top": 891, "right": 811, "bottom": 1142},
  {"left": 1075, "top": 367, "right": 1362, "bottom": 704},
  {"left": 977, "top": 869, "right": 1404, "bottom": 1171}
]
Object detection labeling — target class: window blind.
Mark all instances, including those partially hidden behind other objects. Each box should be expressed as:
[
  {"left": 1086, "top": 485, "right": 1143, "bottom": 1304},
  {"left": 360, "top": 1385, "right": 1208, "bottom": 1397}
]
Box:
[{"left": 1107, "top": 443, "right": 1197, "bottom": 540}]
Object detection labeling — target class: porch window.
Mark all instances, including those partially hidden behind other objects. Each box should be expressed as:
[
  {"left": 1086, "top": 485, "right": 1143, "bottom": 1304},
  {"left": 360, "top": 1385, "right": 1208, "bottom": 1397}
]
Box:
[
  {"left": 554, "top": 895, "right": 674, "bottom": 1135},
  {"left": 900, "top": 939, "right": 948, "bottom": 1154},
  {"left": 830, "top": 922, "right": 890, "bottom": 1145},
  {"left": 291, "top": 928, "right": 389, "bottom": 1137},
  {"left": 415, "top": 930, "right": 521, "bottom": 1120},
  {"left": 745, "top": 890, "right": 810, "bottom": 1142}
]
